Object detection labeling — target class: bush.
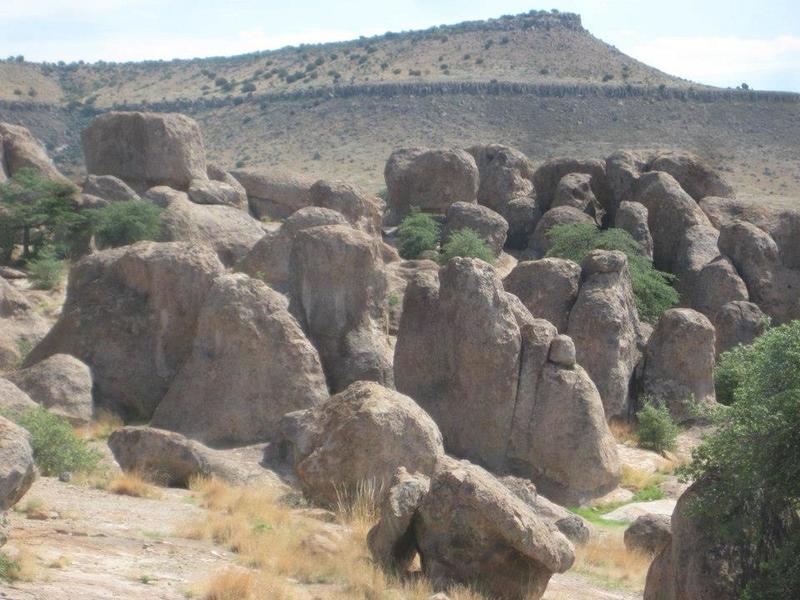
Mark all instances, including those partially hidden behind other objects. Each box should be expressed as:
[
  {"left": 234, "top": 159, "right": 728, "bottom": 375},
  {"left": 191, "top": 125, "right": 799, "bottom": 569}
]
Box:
[
  {"left": 27, "top": 248, "right": 64, "bottom": 289},
  {"left": 680, "top": 321, "right": 800, "bottom": 598},
  {"left": 12, "top": 407, "right": 102, "bottom": 476},
  {"left": 440, "top": 228, "right": 495, "bottom": 265},
  {"left": 0, "top": 550, "right": 19, "bottom": 582},
  {"left": 546, "top": 223, "right": 678, "bottom": 323},
  {"left": 635, "top": 399, "right": 678, "bottom": 453},
  {"left": 88, "top": 200, "right": 163, "bottom": 248},
  {"left": 397, "top": 210, "right": 440, "bottom": 259},
  {"left": 714, "top": 342, "right": 756, "bottom": 404}
]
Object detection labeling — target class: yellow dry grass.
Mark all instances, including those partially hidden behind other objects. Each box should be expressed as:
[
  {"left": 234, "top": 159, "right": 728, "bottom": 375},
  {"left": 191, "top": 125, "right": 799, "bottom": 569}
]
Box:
[
  {"left": 74, "top": 410, "right": 124, "bottom": 441},
  {"left": 608, "top": 420, "right": 636, "bottom": 445},
  {"left": 573, "top": 530, "right": 651, "bottom": 592},
  {"left": 619, "top": 465, "right": 664, "bottom": 492},
  {"left": 107, "top": 472, "right": 162, "bottom": 499},
  {"left": 182, "top": 477, "right": 489, "bottom": 600}
]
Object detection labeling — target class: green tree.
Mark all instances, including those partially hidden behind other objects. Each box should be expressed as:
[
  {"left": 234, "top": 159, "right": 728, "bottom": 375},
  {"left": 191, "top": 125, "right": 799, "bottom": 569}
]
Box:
[
  {"left": 545, "top": 222, "right": 678, "bottom": 323},
  {"left": 88, "top": 200, "right": 163, "bottom": 248},
  {"left": 440, "top": 228, "right": 495, "bottom": 264},
  {"left": 0, "top": 168, "right": 81, "bottom": 262},
  {"left": 681, "top": 322, "right": 800, "bottom": 599},
  {"left": 635, "top": 398, "right": 679, "bottom": 453},
  {"left": 396, "top": 209, "right": 440, "bottom": 259}
]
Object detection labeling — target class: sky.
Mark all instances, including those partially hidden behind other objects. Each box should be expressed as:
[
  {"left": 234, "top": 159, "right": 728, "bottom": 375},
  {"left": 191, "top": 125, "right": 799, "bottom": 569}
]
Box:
[{"left": 1, "top": 0, "right": 799, "bottom": 92}]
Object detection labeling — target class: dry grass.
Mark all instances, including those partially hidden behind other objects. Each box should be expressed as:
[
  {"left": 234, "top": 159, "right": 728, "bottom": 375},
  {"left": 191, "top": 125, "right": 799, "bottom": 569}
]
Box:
[
  {"left": 106, "top": 472, "right": 162, "bottom": 499},
  {"left": 74, "top": 410, "right": 124, "bottom": 441},
  {"left": 619, "top": 466, "right": 664, "bottom": 492},
  {"left": 181, "top": 477, "right": 489, "bottom": 600},
  {"left": 573, "top": 530, "right": 651, "bottom": 592},
  {"left": 48, "top": 555, "right": 72, "bottom": 569},
  {"left": 609, "top": 420, "right": 636, "bottom": 445}
]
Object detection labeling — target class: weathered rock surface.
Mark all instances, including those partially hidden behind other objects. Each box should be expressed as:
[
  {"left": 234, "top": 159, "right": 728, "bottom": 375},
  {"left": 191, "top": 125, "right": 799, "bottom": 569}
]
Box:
[
  {"left": 713, "top": 300, "right": 769, "bottom": 356},
  {"left": 149, "top": 186, "right": 264, "bottom": 266},
  {"left": 502, "top": 196, "right": 541, "bottom": 249},
  {"left": 83, "top": 174, "right": 140, "bottom": 203},
  {"left": 606, "top": 150, "right": 649, "bottom": 212},
  {"left": 25, "top": 242, "right": 224, "bottom": 420},
  {"left": 504, "top": 258, "right": 581, "bottom": 332},
  {"left": 0, "top": 378, "right": 37, "bottom": 418},
  {"left": 528, "top": 206, "right": 594, "bottom": 258},
  {"left": 625, "top": 514, "right": 672, "bottom": 555},
  {"left": 384, "top": 148, "right": 479, "bottom": 221},
  {"left": 615, "top": 200, "right": 654, "bottom": 259},
  {"left": 442, "top": 201, "right": 509, "bottom": 256},
  {"left": 229, "top": 168, "right": 315, "bottom": 219},
  {"left": 0, "top": 122, "right": 71, "bottom": 184},
  {"left": 552, "top": 172, "right": 597, "bottom": 215},
  {"left": 0, "top": 415, "right": 35, "bottom": 511},
  {"left": 82, "top": 112, "right": 207, "bottom": 191},
  {"left": 371, "top": 456, "right": 575, "bottom": 600},
  {"left": 641, "top": 308, "right": 716, "bottom": 422},
  {"left": 385, "top": 259, "right": 440, "bottom": 335},
  {"left": 6, "top": 354, "right": 93, "bottom": 426},
  {"left": 466, "top": 144, "right": 535, "bottom": 213},
  {"left": 567, "top": 251, "right": 644, "bottom": 421},
  {"left": 309, "top": 179, "right": 384, "bottom": 236},
  {"left": 151, "top": 274, "right": 329, "bottom": 446},
  {"left": 236, "top": 206, "right": 348, "bottom": 290},
  {"left": 272, "top": 381, "right": 444, "bottom": 507},
  {"left": 532, "top": 157, "right": 610, "bottom": 214},
  {"left": 290, "top": 224, "right": 393, "bottom": 391},
  {"left": 649, "top": 151, "right": 734, "bottom": 201},
  {"left": 187, "top": 178, "right": 248, "bottom": 210},
  {"left": 685, "top": 256, "right": 749, "bottom": 321},
  {"left": 109, "top": 426, "right": 273, "bottom": 487}
]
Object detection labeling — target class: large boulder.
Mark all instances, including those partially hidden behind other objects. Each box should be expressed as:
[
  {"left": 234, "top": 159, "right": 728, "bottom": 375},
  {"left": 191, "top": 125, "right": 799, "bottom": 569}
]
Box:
[
  {"left": 369, "top": 457, "right": 575, "bottom": 600},
  {"left": 187, "top": 178, "right": 248, "bottom": 210},
  {"left": 527, "top": 206, "right": 594, "bottom": 258},
  {"left": 0, "top": 379, "right": 37, "bottom": 418},
  {"left": 290, "top": 225, "right": 393, "bottom": 391},
  {"left": 502, "top": 196, "right": 541, "bottom": 249},
  {"left": 532, "top": 157, "right": 610, "bottom": 214},
  {"left": 615, "top": 200, "right": 654, "bottom": 259},
  {"left": 206, "top": 164, "right": 249, "bottom": 206},
  {"left": 442, "top": 201, "right": 509, "bottom": 257},
  {"left": 552, "top": 172, "right": 598, "bottom": 215},
  {"left": 108, "top": 426, "right": 274, "bottom": 487},
  {"left": 718, "top": 220, "right": 800, "bottom": 323},
  {"left": 0, "top": 122, "right": 70, "bottom": 184},
  {"left": 149, "top": 186, "right": 264, "bottom": 266},
  {"left": 385, "top": 259, "right": 440, "bottom": 335},
  {"left": 0, "top": 416, "right": 35, "bottom": 511},
  {"left": 0, "top": 276, "right": 31, "bottom": 319},
  {"left": 83, "top": 174, "right": 140, "bottom": 203},
  {"left": 309, "top": 180, "right": 384, "bottom": 236},
  {"left": 236, "top": 206, "right": 348, "bottom": 290},
  {"left": 641, "top": 309, "right": 717, "bottom": 422},
  {"left": 151, "top": 274, "right": 329, "bottom": 446},
  {"left": 229, "top": 168, "right": 315, "bottom": 219},
  {"left": 384, "top": 148, "right": 479, "bottom": 221},
  {"left": 6, "top": 354, "right": 93, "bottom": 426},
  {"left": 465, "top": 144, "right": 535, "bottom": 213},
  {"left": 713, "top": 301, "right": 769, "bottom": 356},
  {"left": 625, "top": 514, "right": 672, "bottom": 555},
  {"left": 82, "top": 112, "right": 207, "bottom": 191},
  {"left": 606, "top": 150, "right": 649, "bottom": 212},
  {"left": 503, "top": 258, "right": 581, "bottom": 332},
  {"left": 648, "top": 151, "right": 734, "bottom": 201},
  {"left": 272, "top": 381, "right": 444, "bottom": 507},
  {"left": 567, "top": 251, "right": 644, "bottom": 421},
  {"left": 685, "top": 256, "right": 749, "bottom": 321},
  {"left": 24, "top": 242, "right": 225, "bottom": 420}
]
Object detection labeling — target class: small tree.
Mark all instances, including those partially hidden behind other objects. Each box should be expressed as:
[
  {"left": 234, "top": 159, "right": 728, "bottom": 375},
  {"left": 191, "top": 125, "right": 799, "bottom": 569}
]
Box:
[
  {"left": 88, "top": 200, "right": 163, "bottom": 248},
  {"left": 635, "top": 398, "right": 679, "bottom": 453},
  {"left": 440, "top": 228, "right": 495, "bottom": 264},
  {"left": 396, "top": 209, "right": 440, "bottom": 259}
]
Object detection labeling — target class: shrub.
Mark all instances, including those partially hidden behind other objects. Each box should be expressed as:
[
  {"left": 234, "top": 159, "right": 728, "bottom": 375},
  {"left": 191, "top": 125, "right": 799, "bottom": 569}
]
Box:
[
  {"left": 396, "top": 210, "right": 439, "bottom": 259},
  {"left": 27, "top": 248, "right": 64, "bottom": 290},
  {"left": 12, "top": 407, "right": 102, "bottom": 476},
  {"left": 240, "top": 81, "right": 256, "bottom": 93},
  {"left": 88, "top": 200, "right": 163, "bottom": 248},
  {"left": 440, "top": 228, "right": 494, "bottom": 265},
  {"left": 635, "top": 399, "right": 678, "bottom": 453},
  {"left": 545, "top": 223, "right": 678, "bottom": 323},
  {"left": 0, "top": 550, "right": 19, "bottom": 582},
  {"left": 714, "top": 342, "right": 756, "bottom": 404},
  {"left": 680, "top": 321, "right": 800, "bottom": 598}
]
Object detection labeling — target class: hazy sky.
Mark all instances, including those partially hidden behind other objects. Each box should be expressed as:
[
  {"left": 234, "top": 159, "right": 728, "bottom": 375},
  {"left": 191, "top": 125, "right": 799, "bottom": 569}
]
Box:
[{"left": 1, "top": 0, "right": 798, "bottom": 92}]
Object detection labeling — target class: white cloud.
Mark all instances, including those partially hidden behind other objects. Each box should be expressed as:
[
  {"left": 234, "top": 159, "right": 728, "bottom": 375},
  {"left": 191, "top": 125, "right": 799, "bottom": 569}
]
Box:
[
  {"left": 625, "top": 35, "right": 800, "bottom": 89},
  {"left": 0, "top": 0, "right": 153, "bottom": 20}
]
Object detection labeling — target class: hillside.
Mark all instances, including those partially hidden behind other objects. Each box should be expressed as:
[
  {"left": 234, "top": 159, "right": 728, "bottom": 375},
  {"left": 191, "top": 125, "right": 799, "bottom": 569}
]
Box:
[{"left": 0, "top": 9, "right": 798, "bottom": 201}]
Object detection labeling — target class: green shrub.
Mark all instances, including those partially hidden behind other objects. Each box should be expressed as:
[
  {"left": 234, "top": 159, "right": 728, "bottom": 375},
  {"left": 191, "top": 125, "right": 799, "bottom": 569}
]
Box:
[
  {"left": 680, "top": 321, "right": 800, "bottom": 598},
  {"left": 12, "top": 407, "right": 102, "bottom": 476},
  {"left": 0, "top": 550, "right": 19, "bottom": 582},
  {"left": 545, "top": 223, "right": 678, "bottom": 323},
  {"left": 440, "top": 228, "right": 495, "bottom": 264},
  {"left": 635, "top": 399, "right": 679, "bottom": 453},
  {"left": 714, "top": 343, "right": 756, "bottom": 404},
  {"left": 88, "top": 200, "right": 163, "bottom": 248},
  {"left": 27, "top": 248, "right": 65, "bottom": 290},
  {"left": 397, "top": 210, "right": 440, "bottom": 259}
]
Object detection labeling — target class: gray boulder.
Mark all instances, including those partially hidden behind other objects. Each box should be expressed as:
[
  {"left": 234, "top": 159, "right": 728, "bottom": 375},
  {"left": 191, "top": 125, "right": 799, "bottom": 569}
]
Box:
[
  {"left": 466, "top": 144, "right": 535, "bottom": 213},
  {"left": 0, "top": 122, "right": 71, "bottom": 184},
  {"left": 648, "top": 151, "right": 734, "bottom": 201},
  {"left": 615, "top": 200, "right": 654, "bottom": 259},
  {"left": 188, "top": 178, "right": 248, "bottom": 210},
  {"left": 229, "top": 168, "right": 315, "bottom": 219},
  {"left": 0, "top": 378, "right": 37, "bottom": 419},
  {"left": 0, "top": 416, "right": 35, "bottom": 511},
  {"left": 714, "top": 301, "right": 769, "bottom": 356},
  {"left": 503, "top": 258, "right": 581, "bottom": 332},
  {"left": 552, "top": 172, "right": 597, "bottom": 215},
  {"left": 310, "top": 179, "right": 384, "bottom": 236},
  {"left": 502, "top": 196, "right": 541, "bottom": 249},
  {"left": 532, "top": 157, "right": 610, "bottom": 214},
  {"left": 528, "top": 206, "right": 594, "bottom": 258},
  {"left": 442, "top": 201, "right": 509, "bottom": 256},
  {"left": 83, "top": 174, "right": 140, "bottom": 203},
  {"left": 625, "top": 513, "right": 672, "bottom": 555}
]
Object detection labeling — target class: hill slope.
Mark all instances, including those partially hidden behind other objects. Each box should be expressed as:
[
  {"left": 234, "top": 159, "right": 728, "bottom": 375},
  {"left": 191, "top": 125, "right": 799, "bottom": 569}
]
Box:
[{"left": 1, "top": 9, "right": 798, "bottom": 201}]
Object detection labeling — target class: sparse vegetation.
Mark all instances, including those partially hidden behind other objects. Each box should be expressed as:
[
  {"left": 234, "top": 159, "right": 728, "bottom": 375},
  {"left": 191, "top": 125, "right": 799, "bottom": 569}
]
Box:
[
  {"left": 714, "top": 341, "right": 755, "bottom": 404},
  {"left": 545, "top": 223, "right": 679, "bottom": 322},
  {"left": 440, "top": 228, "right": 495, "bottom": 264},
  {"left": 635, "top": 399, "right": 679, "bottom": 453},
  {"left": 107, "top": 472, "right": 162, "bottom": 498},
  {"left": 26, "top": 248, "right": 65, "bottom": 289},
  {"left": 88, "top": 200, "right": 163, "bottom": 248},
  {"left": 0, "top": 551, "right": 20, "bottom": 582},
  {"left": 396, "top": 209, "right": 440, "bottom": 259}
]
